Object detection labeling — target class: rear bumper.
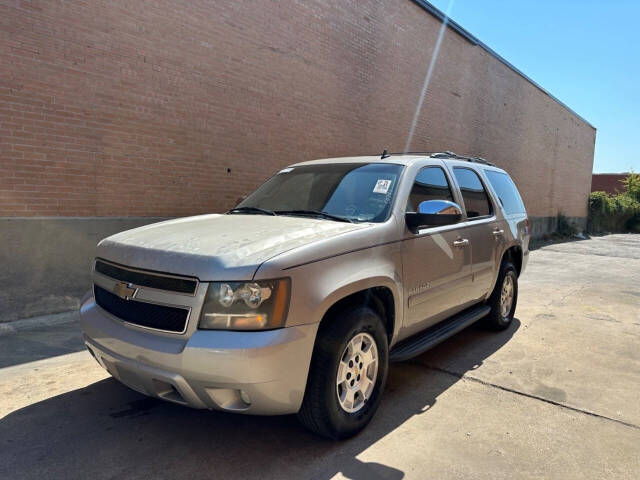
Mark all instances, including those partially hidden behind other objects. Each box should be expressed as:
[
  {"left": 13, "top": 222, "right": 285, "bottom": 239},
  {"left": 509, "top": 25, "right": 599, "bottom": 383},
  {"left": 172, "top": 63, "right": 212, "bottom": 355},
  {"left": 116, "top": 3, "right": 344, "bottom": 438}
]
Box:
[
  {"left": 80, "top": 297, "right": 318, "bottom": 415},
  {"left": 521, "top": 248, "right": 529, "bottom": 274}
]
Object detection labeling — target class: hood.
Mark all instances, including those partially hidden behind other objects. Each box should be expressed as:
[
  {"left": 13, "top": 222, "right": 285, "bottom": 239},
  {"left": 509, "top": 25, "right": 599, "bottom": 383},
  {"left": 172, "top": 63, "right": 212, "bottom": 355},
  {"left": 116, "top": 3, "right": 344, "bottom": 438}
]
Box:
[{"left": 96, "top": 214, "right": 370, "bottom": 280}]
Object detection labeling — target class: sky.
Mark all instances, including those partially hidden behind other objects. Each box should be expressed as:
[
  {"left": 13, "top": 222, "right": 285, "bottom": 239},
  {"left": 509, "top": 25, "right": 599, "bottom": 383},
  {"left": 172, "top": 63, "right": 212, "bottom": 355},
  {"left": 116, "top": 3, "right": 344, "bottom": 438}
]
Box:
[{"left": 427, "top": 0, "right": 640, "bottom": 173}]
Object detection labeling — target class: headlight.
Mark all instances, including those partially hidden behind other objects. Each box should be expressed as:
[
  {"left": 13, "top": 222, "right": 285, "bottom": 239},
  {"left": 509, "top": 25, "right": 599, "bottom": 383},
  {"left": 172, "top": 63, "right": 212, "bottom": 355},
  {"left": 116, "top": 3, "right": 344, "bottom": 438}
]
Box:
[{"left": 198, "top": 278, "right": 290, "bottom": 331}]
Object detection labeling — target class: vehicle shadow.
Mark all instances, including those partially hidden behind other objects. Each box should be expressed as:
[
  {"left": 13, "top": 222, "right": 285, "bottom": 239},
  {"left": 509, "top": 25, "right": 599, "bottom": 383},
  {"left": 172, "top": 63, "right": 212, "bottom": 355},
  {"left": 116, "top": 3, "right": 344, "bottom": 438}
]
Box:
[{"left": 0, "top": 319, "right": 520, "bottom": 480}]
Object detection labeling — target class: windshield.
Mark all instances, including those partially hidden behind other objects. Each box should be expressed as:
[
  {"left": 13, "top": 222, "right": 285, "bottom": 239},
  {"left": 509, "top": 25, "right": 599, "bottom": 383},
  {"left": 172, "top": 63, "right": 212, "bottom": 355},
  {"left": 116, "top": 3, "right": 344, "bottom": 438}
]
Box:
[{"left": 237, "top": 163, "right": 404, "bottom": 223}]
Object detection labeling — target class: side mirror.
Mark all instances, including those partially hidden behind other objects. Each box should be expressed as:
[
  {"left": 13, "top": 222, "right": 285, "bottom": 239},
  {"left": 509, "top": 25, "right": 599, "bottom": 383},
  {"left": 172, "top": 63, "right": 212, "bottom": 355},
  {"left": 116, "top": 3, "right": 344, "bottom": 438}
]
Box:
[{"left": 405, "top": 200, "right": 462, "bottom": 233}]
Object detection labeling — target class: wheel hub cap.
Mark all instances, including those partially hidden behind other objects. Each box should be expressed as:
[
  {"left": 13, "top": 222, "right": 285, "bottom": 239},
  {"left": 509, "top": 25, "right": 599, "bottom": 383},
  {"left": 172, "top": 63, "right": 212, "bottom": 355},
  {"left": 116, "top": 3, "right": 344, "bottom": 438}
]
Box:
[
  {"left": 500, "top": 275, "right": 514, "bottom": 317},
  {"left": 336, "top": 332, "right": 378, "bottom": 413}
]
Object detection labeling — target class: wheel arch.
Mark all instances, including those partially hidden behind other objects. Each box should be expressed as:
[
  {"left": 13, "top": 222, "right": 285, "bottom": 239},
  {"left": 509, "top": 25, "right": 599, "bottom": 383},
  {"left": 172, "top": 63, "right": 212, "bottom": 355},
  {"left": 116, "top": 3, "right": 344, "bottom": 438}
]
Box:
[
  {"left": 317, "top": 279, "right": 400, "bottom": 344},
  {"left": 502, "top": 244, "right": 523, "bottom": 276},
  {"left": 486, "top": 244, "right": 523, "bottom": 300}
]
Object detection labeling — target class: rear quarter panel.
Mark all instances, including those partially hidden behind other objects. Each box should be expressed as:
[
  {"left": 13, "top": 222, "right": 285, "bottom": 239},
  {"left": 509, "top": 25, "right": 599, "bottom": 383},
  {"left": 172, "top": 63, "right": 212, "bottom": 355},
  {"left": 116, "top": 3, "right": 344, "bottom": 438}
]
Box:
[{"left": 478, "top": 164, "right": 530, "bottom": 289}]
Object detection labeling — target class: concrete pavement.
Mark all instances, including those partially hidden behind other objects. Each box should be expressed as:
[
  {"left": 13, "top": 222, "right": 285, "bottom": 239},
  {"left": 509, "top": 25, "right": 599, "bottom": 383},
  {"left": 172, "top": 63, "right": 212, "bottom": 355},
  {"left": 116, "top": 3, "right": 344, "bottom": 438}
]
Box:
[
  {"left": 0, "top": 311, "right": 81, "bottom": 368},
  {"left": 1, "top": 234, "right": 639, "bottom": 479}
]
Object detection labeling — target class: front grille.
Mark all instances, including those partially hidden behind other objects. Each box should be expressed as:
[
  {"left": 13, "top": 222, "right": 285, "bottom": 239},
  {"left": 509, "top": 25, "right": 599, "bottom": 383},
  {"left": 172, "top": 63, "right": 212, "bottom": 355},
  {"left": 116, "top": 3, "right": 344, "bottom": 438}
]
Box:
[
  {"left": 94, "top": 285, "right": 189, "bottom": 333},
  {"left": 95, "top": 259, "right": 197, "bottom": 295}
]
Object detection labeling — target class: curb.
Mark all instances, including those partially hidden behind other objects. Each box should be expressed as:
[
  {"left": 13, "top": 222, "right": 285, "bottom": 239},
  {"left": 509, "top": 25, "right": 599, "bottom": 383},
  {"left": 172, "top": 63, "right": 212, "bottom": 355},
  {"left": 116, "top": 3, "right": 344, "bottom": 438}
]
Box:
[{"left": 0, "top": 310, "right": 79, "bottom": 336}]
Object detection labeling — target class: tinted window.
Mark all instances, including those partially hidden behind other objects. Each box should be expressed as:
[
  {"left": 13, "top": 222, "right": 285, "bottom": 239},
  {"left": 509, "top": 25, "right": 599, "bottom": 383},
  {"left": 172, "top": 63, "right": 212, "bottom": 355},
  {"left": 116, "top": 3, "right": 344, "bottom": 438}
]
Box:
[
  {"left": 453, "top": 168, "right": 492, "bottom": 218},
  {"left": 485, "top": 170, "right": 526, "bottom": 215},
  {"left": 406, "top": 167, "right": 454, "bottom": 212},
  {"left": 239, "top": 163, "right": 404, "bottom": 223}
]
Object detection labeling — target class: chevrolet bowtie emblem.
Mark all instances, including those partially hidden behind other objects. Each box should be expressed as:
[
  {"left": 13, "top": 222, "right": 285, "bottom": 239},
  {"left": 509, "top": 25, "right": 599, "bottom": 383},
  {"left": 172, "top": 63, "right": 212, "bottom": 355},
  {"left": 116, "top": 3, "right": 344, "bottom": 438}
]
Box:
[{"left": 113, "top": 282, "right": 138, "bottom": 300}]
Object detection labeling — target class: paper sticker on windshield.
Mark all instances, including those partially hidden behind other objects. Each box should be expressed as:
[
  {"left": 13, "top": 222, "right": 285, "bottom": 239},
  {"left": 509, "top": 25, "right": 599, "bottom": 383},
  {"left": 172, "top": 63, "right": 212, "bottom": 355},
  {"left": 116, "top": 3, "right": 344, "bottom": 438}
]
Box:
[
  {"left": 373, "top": 179, "right": 392, "bottom": 194},
  {"left": 279, "top": 167, "right": 294, "bottom": 174}
]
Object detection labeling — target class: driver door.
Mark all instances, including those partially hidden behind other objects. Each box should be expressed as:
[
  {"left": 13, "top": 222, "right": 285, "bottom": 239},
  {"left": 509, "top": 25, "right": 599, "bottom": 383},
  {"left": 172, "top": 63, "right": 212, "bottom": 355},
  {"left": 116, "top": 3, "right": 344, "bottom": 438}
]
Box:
[{"left": 400, "top": 166, "right": 474, "bottom": 338}]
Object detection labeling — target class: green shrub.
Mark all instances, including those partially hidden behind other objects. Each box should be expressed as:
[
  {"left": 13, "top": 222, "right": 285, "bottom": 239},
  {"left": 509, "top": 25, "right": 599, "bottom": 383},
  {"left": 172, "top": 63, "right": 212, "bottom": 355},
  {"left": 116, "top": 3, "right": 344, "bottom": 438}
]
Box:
[
  {"left": 588, "top": 190, "right": 640, "bottom": 233},
  {"left": 622, "top": 171, "right": 640, "bottom": 202}
]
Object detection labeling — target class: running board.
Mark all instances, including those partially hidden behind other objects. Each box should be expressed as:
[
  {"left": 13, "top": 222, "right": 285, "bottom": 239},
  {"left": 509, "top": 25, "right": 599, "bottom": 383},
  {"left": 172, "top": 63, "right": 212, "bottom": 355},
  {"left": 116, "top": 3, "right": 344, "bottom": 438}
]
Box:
[{"left": 389, "top": 305, "right": 491, "bottom": 362}]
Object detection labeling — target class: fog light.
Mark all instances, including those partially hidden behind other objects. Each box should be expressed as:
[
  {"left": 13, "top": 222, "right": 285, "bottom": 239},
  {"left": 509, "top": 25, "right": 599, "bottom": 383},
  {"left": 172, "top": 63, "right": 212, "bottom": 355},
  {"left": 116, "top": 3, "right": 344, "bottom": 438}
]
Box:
[{"left": 240, "top": 390, "right": 251, "bottom": 405}]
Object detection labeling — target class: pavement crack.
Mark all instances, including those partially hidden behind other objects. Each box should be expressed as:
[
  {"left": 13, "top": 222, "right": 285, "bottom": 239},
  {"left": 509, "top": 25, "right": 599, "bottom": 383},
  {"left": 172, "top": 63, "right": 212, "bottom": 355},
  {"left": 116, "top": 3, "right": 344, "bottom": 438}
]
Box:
[
  {"left": 541, "top": 249, "right": 640, "bottom": 261},
  {"left": 411, "top": 362, "right": 640, "bottom": 431},
  {"left": 555, "top": 285, "right": 588, "bottom": 306}
]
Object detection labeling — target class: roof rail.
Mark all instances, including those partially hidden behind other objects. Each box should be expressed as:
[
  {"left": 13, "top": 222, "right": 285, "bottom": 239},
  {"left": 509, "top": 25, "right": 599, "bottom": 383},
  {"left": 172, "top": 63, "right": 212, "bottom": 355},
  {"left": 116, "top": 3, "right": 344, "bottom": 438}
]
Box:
[
  {"left": 377, "top": 151, "right": 435, "bottom": 158},
  {"left": 396, "top": 151, "right": 435, "bottom": 155},
  {"left": 431, "top": 151, "right": 495, "bottom": 166},
  {"left": 376, "top": 150, "right": 495, "bottom": 166},
  {"left": 380, "top": 149, "right": 435, "bottom": 159}
]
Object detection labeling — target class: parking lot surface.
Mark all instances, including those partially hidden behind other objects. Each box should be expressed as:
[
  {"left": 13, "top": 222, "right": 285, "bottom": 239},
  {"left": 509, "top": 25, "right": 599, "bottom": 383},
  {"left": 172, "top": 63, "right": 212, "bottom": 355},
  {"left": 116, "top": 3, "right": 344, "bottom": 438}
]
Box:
[{"left": 1, "top": 234, "right": 639, "bottom": 479}]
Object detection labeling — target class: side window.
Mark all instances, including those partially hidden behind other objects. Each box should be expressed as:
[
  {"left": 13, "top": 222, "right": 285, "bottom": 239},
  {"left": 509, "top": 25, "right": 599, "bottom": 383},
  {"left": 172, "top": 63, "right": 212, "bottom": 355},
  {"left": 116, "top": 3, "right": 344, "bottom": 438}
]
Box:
[
  {"left": 484, "top": 170, "right": 526, "bottom": 215},
  {"left": 406, "top": 166, "right": 454, "bottom": 212},
  {"left": 453, "top": 168, "right": 492, "bottom": 218}
]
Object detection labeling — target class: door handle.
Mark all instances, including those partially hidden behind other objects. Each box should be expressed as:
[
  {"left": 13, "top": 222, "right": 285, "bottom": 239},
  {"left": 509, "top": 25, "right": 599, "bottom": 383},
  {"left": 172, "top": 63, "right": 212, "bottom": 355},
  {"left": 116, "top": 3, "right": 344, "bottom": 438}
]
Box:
[
  {"left": 453, "top": 238, "right": 469, "bottom": 247},
  {"left": 492, "top": 229, "right": 504, "bottom": 236}
]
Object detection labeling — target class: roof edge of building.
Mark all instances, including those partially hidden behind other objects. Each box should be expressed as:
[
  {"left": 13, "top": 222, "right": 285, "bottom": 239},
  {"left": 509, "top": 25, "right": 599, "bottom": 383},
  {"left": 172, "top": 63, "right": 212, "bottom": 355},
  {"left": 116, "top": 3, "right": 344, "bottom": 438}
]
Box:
[{"left": 411, "top": 0, "right": 595, "bottom": 130}]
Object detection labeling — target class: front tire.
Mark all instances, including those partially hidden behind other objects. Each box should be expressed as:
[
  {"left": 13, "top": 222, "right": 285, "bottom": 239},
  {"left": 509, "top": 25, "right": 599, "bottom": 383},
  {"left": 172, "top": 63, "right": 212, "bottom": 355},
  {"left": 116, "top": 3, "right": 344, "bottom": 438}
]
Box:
[
  {"left": 298, "top": 306, "right": 389, "bottom": 439},
  {"left": 484, "top": 261, "right": 518, "bottom": 330}
]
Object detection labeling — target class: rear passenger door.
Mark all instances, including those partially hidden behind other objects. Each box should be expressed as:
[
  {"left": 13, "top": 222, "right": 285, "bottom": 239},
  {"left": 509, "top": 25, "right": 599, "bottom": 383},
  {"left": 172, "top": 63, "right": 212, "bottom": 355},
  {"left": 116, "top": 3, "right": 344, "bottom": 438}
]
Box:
[
  {"left": 450, "top": 167, "right": 500, "bottom": 301},
  {"left": 401, "top": 165, "right": 474, "bottom": 338}
]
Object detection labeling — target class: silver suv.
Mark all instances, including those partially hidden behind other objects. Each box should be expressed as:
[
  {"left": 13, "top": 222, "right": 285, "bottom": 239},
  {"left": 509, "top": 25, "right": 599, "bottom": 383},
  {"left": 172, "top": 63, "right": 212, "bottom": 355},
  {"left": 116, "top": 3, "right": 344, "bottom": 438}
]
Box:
[{"left": 80, "top": 152, "right": 529, "bottom": 438}]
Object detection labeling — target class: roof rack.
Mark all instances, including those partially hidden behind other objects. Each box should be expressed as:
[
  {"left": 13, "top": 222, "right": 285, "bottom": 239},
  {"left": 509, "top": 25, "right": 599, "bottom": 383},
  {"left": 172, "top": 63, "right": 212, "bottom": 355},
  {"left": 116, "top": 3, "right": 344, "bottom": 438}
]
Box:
[
  {"left": 378, "top": 149, "right": 494, "bottom": 166},
  {"left": 431, "top": 151, "right": 495, "bottom": 166},
  {"left": 379, "top": 150, "right": 435, "bottom": 158},
  {"left": 395, "top": 151, "right": 436, "bottom": 156}
]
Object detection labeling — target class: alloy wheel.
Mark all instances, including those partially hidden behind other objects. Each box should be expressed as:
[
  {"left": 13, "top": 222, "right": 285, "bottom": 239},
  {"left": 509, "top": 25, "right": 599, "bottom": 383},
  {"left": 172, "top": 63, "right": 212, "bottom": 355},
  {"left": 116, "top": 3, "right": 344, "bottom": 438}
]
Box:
[
  {"left": 336, "top": 332, "right": 379, "bottom": 413},
  {"left": 500, "top": 274, "right": 515, "bottom": 317}
]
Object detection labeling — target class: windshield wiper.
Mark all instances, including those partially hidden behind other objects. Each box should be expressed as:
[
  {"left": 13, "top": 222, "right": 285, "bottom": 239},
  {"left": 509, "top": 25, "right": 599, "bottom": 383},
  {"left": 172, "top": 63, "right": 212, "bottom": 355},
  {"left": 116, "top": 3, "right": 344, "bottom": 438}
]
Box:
[
  {"left": 276, "top": 210, "right": 353, "bottom": 223},
  {"left": 227, "top": 206, "right": 276, "bottom": 216}
]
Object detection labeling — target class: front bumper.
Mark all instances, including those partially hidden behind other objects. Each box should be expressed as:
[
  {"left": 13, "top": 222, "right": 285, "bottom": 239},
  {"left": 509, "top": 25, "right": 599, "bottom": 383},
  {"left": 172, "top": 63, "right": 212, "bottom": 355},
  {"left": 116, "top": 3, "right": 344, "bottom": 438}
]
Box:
[{"left": 80, "top": 297, "right": 318, "bottom": 415}]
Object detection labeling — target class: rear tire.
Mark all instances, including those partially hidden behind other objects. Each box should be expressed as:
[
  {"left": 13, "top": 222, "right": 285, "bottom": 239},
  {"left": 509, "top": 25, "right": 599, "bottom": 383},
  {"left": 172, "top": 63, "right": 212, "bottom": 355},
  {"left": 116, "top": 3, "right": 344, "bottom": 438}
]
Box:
[
  {"left": 484, "top": 261, "right": 518, "bottom": 330},
  {"left": 298, "top": 306, "right": 388, "bottom": 439}
]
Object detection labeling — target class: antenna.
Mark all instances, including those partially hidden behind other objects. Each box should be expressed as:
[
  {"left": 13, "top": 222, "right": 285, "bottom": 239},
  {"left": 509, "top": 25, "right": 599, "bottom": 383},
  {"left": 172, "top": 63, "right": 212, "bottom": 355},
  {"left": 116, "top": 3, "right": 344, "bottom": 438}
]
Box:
[{"left": 381, "top": 149, "right": 390, "bottom": 159}]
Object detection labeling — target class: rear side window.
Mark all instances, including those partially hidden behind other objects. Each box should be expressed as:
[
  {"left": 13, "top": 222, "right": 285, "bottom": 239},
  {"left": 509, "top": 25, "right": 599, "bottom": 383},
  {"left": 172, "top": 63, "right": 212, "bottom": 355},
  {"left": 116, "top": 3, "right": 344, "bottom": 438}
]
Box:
[
  {"left": 485, "top": 170, "right": 526, "bottom": 215},
  {"left": 406, "top": 166, "right": 454, "bottom": 212},
  {"left": 452, "top": 168, "right": 492, "bottom": 218}
]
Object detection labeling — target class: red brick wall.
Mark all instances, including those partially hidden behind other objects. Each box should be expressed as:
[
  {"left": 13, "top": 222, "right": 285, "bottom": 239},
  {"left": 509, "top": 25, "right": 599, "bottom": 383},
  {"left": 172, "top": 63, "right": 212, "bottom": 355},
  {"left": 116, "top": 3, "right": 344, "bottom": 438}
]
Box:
[
  {"left": 591, "top": 174, "right": 628, "bottom": 195},
  {"left": 0, "top": 0, "right": 595, "bottom": 218}
]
